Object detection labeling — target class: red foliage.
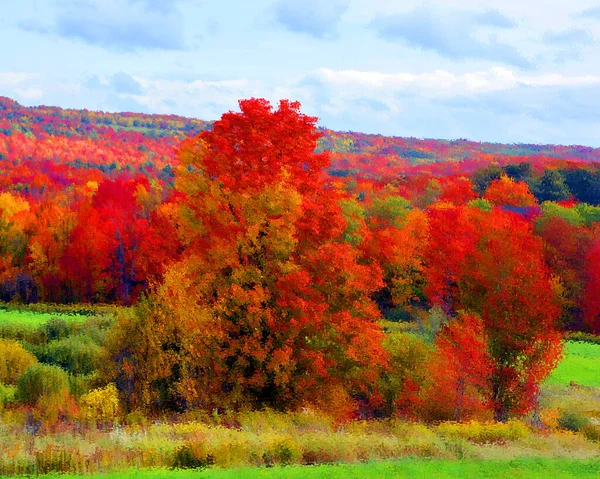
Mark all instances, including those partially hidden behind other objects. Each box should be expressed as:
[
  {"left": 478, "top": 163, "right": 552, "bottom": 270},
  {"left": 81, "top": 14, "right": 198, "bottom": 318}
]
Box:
[
  {"left": 424, "top": 205, "right": 562, "bottom": 420},
  {"left": 583, "top": 240, "right": 600, "bottom": 334},
  {"left": 423, "top": 311, "right": 492, "bottom": 421}
]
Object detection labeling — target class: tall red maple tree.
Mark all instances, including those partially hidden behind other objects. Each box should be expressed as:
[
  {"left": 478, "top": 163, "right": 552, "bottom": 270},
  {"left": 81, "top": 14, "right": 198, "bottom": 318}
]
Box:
[{"left": 109, "top": 99, "right": 387, "bottom": 414}]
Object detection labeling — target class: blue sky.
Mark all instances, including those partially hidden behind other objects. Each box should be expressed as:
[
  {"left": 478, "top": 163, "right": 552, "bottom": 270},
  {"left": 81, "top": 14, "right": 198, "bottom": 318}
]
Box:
[{"left": 3, "top": 0, "right": 600, "bottom": 146}]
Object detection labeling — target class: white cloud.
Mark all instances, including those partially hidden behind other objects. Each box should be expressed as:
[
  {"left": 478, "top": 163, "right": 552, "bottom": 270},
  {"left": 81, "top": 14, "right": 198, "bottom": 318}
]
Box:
[
  {"left": 518, "top": 73, "right": 600, "bottom": 87},
  {"left": 128, "top": 77, "right": 263, "bottom": 118},
  {"left": 14, "top": 87, "right": 44, "bottom": 101},
  {"left": 311, "top": 67, "right": 600, "bottom": 98},
  {"left": 313, "top": 67, "right": 521, "bottom": 97},
  {"left": 0, "top": 72, "right": 39, "bottom": 86}
]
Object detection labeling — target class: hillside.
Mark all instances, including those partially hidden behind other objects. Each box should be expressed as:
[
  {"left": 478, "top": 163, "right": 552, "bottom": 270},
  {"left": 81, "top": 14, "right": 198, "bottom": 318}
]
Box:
[{"left": 2, "top": 96, "right": 600, "bottom": 192}]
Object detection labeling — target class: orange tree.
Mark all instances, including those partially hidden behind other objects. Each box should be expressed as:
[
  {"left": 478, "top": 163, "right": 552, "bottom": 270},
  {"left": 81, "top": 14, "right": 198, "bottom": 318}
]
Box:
[{"left": 108, "top": 99, "right": 387, "bottom": 415}]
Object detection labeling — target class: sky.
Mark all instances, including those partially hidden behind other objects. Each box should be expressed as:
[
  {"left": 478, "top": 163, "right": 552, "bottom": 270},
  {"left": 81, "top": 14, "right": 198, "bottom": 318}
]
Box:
[{"left": 2, "top": 0, "right": 600, "bottom": 146}]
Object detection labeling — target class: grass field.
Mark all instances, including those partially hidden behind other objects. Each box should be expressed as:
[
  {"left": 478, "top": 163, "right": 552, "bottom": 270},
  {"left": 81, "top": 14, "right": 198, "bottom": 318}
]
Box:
[
  {"left": 26, "top": 459, "right": 600, "bottom": 479},
  {"left": 0, "top": 310, "right": 89, "bottom": 329},
  {"left": 546, "top": 341, "right": 600, "bottom": 388}
]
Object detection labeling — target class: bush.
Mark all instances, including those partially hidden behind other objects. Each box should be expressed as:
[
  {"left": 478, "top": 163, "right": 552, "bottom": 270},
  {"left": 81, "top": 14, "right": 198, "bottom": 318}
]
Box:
[
  {"left": 16, "top": 364, "right": 69, "bottom": 405},
  {"left": 35, "top": 445, "right": 78, "bottom": 474},
  {"left": 172, "top": 443, "right": 215, "bottom": 469},
  {"left": 68, "top": 373, "right": 101, "bottom": 398},
  {"left": 79, "top": 383, "right": 119, "bottom": 423},
  {"left": 262, "top": 437, "right": 303, "bottom": 466},
  {"left": 41, "top": 335, "right": 104, "bottom": 375},
  {"left": 436, "top": 420, "right": 530, "bottom": 444},
  {"left": 582, "top": 424, "right": 600, "bottom": 442},
  {"left": 0, "top": 339, "right": 38, "bottom": 384},
  {"left": 378, "top": 332, "right": 432, "bottom": 417},
  {"left": 43, "top": 318, "right": 70, "bottom": 342},
  {"left": 558, "top": 410, "right": 591, "bottom": 432},
  {"left": 565, "top": 332, "right": 600, "bottom": 345},
  {"left": 0, "top": 382, "right": 16, "bottom": 407}
]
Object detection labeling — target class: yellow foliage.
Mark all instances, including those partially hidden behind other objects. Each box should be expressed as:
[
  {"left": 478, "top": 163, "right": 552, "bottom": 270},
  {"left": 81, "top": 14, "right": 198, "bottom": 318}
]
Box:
[
  {"left": 0, "top": 339, "right": 37, "bottom": 385},
  {"left": 0, "top": 192, "right": 29, "bottom": 220},
  {"left": 437, "top": 419, "right": 530, "bottom": 444},
  {"left": 85, "top": 181, "right": 99, "bottom": 193},
  {"left": 80, "top": 383, "right": 119, "bottom": 422}
]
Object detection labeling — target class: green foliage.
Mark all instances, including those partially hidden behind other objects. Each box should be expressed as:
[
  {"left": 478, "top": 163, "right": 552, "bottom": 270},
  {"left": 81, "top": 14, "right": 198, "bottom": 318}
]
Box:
[
  {"left": 582, "top": 424, "right": 600, "bottom": 442},
  {"left": 368, "top": 196, "right": 411, "bottom": 227},
  {"left": 560, "top": 168, "right": 600, "bottom": 205},
  {"left": 40, "top": 335, "right": 104, "bottom": 375},
  {"left": 68, "top": 373, "right": 100, "bottom": 398},
  {"left": 472, "top": 163, "right": 503, "bottom": 193},
  {"left": 503, "top": 162, "right": 532, "bottom": 182},
  {"left": 263, "top": 437, "right": 303, "bottom": 466},
  {"left": 172, "top": 443, "right": 215, "bottom": 469},
  {"left": 557, "top": 409, "right": 590, "bottom": 432},
  {"left": 468, "top": 198, "right": 493, "bottom": 212},
  {"left": 16, "top": 363, "right": 69, "bottom": 405},
  {"left": 574, "top": 203, "right": 600, "bottom": 225},
  {"left": 44, "top": 317, "right": 70, "bottom": 341},
  {"left": 564, "top": 332, "right": 600, "bottom": 345},
  {"left": 0, "top": 382, "right": 16, "bottom": 407},
  {"left": 534, "top": 170, "right": 570, "bottom": 203},
  {"left": 538, "top": 202, "right": 584, "bottom": 226},
  {"left": 378, "top": 332, "right": 432, "bottom": 416},
  {"left": 339, "top": 198, "right": 366, "bottom": 246}
]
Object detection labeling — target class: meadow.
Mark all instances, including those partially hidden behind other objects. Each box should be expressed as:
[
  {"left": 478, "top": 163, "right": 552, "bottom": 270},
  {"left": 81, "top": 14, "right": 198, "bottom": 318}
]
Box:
[
  {"left": 19, "top": 458, "right": 600, "bottom": 479},
  {"left": 1, "top": 308, "right": 600, "bottom": 476},
  {"left": 0, "top": 310, "right": 88, "bottom": 329},
  {"left": 547, "top": 341, "right": 600, "bottom": 388}
]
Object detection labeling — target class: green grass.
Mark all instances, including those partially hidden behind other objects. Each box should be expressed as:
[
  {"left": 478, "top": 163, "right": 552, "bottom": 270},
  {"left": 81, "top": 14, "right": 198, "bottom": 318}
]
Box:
[
  {"left": 28, "top": 458, "right": 600, "bottom": 479},
  {"left": 547, "top": 341, "right": 600, "bottom": 387},
  {"left": 0, "top": 310, "right": 88, "bottom": 329}
]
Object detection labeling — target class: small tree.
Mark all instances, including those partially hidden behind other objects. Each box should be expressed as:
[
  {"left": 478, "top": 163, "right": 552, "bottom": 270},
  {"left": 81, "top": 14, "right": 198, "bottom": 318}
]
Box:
[{"left": 421, "top": 311, "right": 492, "bottom": 422}]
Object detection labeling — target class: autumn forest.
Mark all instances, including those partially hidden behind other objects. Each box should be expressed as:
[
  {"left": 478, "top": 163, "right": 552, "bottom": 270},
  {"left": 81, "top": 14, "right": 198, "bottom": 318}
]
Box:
[{"left": 1, "top": 95, "right": 600, "bottom": 475}]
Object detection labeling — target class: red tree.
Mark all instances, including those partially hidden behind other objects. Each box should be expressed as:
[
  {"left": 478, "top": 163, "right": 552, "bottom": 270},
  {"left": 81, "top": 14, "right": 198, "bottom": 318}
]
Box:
[
  {"left": 109, "top": 99, "right": 388, "bottom": 415},
  {"left": 424, "top": 204, "right": 562, "bottom": 421}
]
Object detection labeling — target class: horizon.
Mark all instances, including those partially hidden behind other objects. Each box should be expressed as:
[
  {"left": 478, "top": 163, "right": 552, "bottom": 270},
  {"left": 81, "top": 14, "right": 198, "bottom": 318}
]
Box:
[
  {"left": 5, "top": 94, "right": 600, "bottom": 151},
  {"left": 3, "top": 1, "right": 600, "bottom": 147}
]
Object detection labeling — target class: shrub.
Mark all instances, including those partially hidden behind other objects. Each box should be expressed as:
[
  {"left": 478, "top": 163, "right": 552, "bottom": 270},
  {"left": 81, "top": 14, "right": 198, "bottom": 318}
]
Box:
[
  {"left": 43, "top": 318, "right": 71, "bottom": 342},
  {"left": 558, "top": 410, "right": 591, "bottom": 432},
  {"left": 565, "top": 332, "right": 600, "bottom": 345},
  {"left": 0, "top": 339, "right": 38, "bottom": 384},
  {"left": 378, "top": 332, "right": 432, "bottom": 417},
  {"left": 35, "top": 445, "right": 78, "bottom": 474},
  {"left": 172, "top": 442, "right": 215, "bottom": 469},
  {"left": 436, "top": 420, "right": 530, "bottom": 444},
  {"left": 582, "top": 424, "right": 600, "bottom": 442},
  {"left": 41, "top": 335, "right": 104, "bottom": 375},
  {"left": 262, "top": 437, "right": 302, "bottom": 466},
  {"left": 16, "top": 364, "right": 69, "bottom": 405},
  {"left": 80, "top": 383, "right": 119, "bottom": 423},
  {"left": 0, "top": 382, "right": 16, "bottom": 407},
  {"left": 68, "top": 373, "right": 100, "bottom": 398}
]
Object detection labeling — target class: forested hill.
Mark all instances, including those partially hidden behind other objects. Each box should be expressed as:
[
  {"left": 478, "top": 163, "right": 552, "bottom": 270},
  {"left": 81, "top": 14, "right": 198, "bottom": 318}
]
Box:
[{"left": 2, "top": 96, "right": 600, "bottom": 187}]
